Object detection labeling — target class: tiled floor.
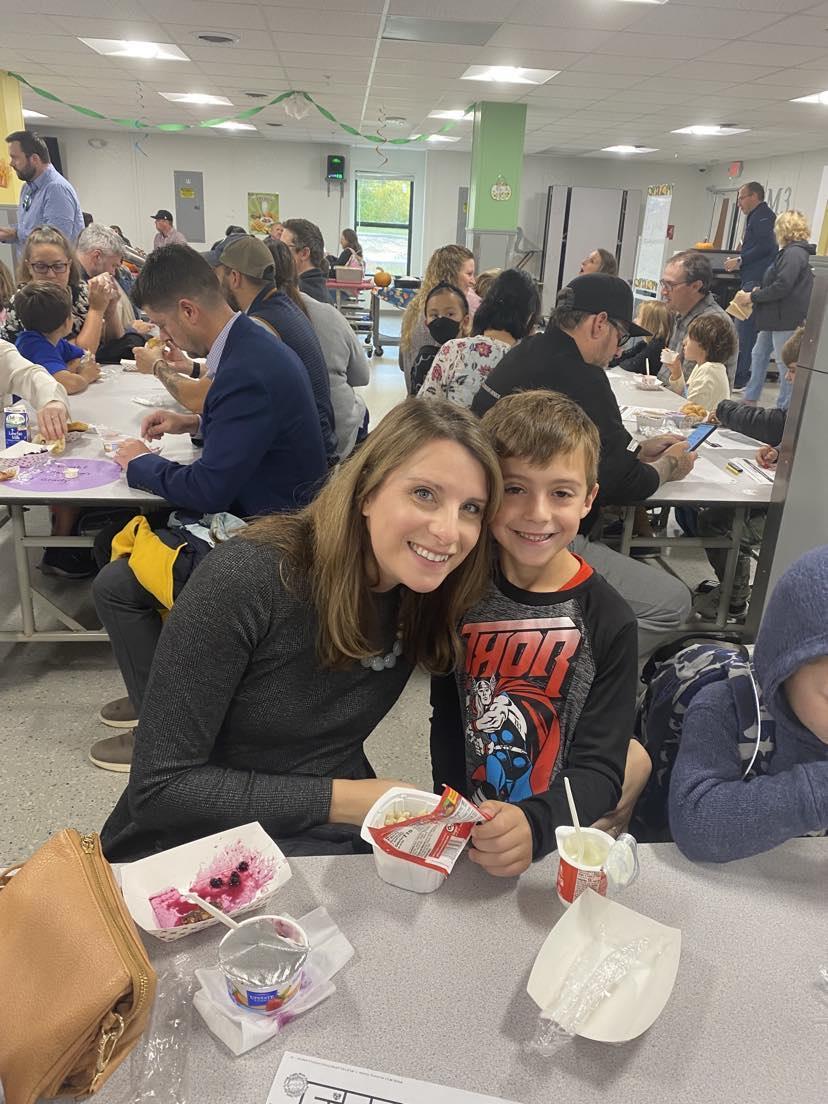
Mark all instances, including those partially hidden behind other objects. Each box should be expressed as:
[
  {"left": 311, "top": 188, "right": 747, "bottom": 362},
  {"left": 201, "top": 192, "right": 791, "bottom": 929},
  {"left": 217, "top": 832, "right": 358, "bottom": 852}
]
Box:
[{"left": 0, "top": 308, "right": 782, "bottom": 856}]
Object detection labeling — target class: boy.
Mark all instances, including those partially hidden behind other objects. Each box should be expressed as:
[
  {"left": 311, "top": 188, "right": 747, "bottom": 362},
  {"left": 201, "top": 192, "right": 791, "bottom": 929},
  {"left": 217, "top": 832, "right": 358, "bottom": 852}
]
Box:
[
  {"left": 693, "top": 326, "right": 802, "bottom": 620},
  {"left": 665, "top": 313, "right": 734, "bottom": 412},
  {"left": 669, "top": 545, "right": 828, "bottom": 862},
  {"left": 430, "top": 390, "right": 639, "bottom": 876},
  {"left": 14, "top": 281, "right": 100, "bottom": 395}
]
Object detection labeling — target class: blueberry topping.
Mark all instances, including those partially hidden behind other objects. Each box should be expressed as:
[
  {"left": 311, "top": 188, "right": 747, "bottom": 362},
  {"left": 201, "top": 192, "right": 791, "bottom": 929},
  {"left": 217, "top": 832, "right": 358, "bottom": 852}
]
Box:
[
  {"left": 229, "top": 870, "right": 241, "bottom": 887},
  {"left": 209, "top": 877, "right": 223, "bottom": 889},
  {"left": 237, "top": 861, "right": 249, "bottom": 872}
]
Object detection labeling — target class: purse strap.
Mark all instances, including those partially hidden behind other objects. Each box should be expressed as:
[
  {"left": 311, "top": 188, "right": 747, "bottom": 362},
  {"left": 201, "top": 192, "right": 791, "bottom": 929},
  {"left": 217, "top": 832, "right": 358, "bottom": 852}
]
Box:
[{"left": 0, "top": 863, "right": 22, "bottom": 890}]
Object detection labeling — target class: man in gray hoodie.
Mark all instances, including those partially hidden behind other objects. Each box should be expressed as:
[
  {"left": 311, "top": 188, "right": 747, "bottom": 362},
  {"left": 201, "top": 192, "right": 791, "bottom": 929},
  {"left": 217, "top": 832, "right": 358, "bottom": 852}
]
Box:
[{"left": 669, "top": 545, "right": 828, "bottom": 861}]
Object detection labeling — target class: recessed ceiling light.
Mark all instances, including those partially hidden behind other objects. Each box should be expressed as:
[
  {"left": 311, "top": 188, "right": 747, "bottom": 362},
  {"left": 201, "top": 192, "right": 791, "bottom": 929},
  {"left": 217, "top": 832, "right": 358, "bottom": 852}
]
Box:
[
  {"left": 672, "top": 124, "right": 749, "bottom": 136},
  {"left": 602, "top": 145, "right": 659, "bottom": 153},
  {"left": 22, "top": 109, "right": 48, "bottom": 120},
  {"left": 424, "top": 134, "right": 461, "bottom": 142},
  {"left": 461, "top": 65, "right": 558, "bottom": 85},
  {"left": 160, "top": 92, "right": 233, "bottom": 106},
  {"left": 194, "top": 32, "right": 239, "bottom": 46},
  {"left": 428, "top": 110, "right": 473, "bottom": 120},
  {"left": 792, "top": 90, "right": 828, "bottom": 104},
  {"left": 79, "top": 38, "right": 189, "bottom": 60},
  {"left": 612, "top": 0, "right": 669, "bottom": 5},
  {"left": 211, "top": 121, "right": 256, "bottom": 131}
]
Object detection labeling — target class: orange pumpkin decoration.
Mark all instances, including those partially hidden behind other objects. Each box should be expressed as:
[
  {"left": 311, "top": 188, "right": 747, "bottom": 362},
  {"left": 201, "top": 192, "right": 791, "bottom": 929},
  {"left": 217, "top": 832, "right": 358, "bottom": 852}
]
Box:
[{"left": 373, "top": 268, "right": 392, "bottom": 288}]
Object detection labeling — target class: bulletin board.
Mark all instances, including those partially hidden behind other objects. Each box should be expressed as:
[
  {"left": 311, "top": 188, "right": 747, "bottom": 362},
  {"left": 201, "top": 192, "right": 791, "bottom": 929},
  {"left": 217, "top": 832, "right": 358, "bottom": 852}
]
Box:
[{"left": 633, "top": 184, "right": 673, "bottom": 298}]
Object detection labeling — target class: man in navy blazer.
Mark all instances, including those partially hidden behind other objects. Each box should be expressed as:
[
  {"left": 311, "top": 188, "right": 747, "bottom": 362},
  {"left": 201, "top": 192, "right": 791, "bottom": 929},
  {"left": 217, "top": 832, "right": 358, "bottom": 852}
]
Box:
[
  {"left": 724, "top": 182, "right": 777, "bottom": 390},
  {"left": 89, "top": 245, "right": 327, "bottom": 773}
]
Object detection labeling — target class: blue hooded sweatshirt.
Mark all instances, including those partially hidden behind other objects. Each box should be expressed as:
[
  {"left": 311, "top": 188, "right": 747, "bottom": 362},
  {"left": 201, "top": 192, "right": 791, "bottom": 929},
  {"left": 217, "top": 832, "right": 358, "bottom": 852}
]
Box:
[{"left": 669, "top": 545, "right": 828, "bottom": 862}]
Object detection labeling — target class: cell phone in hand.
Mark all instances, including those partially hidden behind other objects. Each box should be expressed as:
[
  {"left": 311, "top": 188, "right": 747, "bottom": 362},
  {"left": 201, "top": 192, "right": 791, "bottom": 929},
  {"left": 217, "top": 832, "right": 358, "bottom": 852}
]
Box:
[{"left": 686, "top": 424, "right": 717, "bottom": 450}]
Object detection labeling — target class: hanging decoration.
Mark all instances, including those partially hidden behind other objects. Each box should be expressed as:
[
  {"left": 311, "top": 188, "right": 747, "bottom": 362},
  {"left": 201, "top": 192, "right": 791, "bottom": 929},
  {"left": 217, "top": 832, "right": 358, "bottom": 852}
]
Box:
[{"left": 3, "top": 71, "right": 471, "bottom": 145}]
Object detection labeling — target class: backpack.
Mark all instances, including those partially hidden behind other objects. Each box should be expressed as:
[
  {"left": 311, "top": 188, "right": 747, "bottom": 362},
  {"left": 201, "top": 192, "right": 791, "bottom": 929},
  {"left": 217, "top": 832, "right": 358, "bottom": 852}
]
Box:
[{"left": 630, "top": 634, "right": 777, "bottom": 842}]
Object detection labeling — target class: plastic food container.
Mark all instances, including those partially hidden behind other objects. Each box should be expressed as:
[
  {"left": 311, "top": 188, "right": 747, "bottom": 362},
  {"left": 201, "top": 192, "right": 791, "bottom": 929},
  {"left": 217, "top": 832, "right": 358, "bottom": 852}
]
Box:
[
  {"left": 634, "top": 375, "right": 662, "bottom": 392},
  {"left": 635, "top": 411, "right": 694, "bottom": 437},
  {"left": 361, "top": 789, "right": 444, "bottom": 894},
  {"left": 218, "top": 914, "right": 308, "bottom": 1016}
]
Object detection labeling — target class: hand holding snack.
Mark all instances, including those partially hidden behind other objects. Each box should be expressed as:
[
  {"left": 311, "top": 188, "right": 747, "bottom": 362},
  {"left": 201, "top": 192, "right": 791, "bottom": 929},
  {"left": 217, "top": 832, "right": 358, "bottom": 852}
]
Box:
[
  {"left": 141, "top": 409, "right": 199, "bottom": 439},
  {"left": 469, "top": 801, "right": 533, "bottom": 877},
  {"left": 133, "top": 345, "right": 163, "bottom": 375},
  {"left": 113, "top": 438, "right": 153, "bottom": 470},
  {"left": 36, "top": 400, "right": 69, "bottom": 442},
  {"left": 87, "top": 273, "right": 114, "bottom": 311},
  {"left": 79, "top": 357, "right": 101, "bottom": 384}
]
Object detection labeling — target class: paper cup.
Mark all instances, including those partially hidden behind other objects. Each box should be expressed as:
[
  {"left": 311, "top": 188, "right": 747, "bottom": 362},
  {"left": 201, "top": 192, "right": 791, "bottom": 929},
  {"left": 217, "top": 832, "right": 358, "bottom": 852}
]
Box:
[
  {"left": 555, "top": 826, "right": 612, "bottom": 906},
  {"left": 660, "top": 348, "right": 678, "bottom": 365},
  {"left": 219, "top": 914, "right": 308, "bottom": 1016}
]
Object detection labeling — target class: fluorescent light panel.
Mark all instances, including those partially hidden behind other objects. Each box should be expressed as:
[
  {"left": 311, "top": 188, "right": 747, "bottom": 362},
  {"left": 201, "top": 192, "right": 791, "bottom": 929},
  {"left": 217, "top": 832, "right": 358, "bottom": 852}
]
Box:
[
  {"left": 792, "top": 91, "right": 828, "bottom": 104},
  {"left": 461, "top": 65, "right": 558, "bottom": 85},
  {"left": 22, "top": 109, "right": 48, "bottom": 120},
  {"left": 602, "top": 145, "right": 658, "bottom": 153},
  {"left": 211, "top": 121, "right": 256, "bottom": 131},
  {"left": 672, "top": 125, "right": 749, "bottom": 136},
  {"left": 428, "top": 110, "right": 473, "bottom": 120},
  {"left": 79, "top": 38, "right": 189, "bottom": 61},
  {"left": 160, "top": 92, "right": 233, "bottom": 106},
  {"left": 425, "top": 134, "right": 461, "bottom": 142}
]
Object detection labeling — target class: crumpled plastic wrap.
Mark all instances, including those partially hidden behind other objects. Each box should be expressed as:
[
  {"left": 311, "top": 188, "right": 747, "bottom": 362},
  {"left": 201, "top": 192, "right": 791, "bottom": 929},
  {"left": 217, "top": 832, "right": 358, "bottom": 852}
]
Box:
[
  {"left": 529, "top": 931, "right": 665, "bottom": 1053},
  {"left": 121, "top": 954, "right": 195, "bottom": 1103}
]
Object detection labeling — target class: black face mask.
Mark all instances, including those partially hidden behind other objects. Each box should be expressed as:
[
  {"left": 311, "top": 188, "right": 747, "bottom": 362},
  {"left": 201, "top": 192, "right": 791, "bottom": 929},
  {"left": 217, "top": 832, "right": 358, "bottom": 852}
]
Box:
[{"left": 427, "top": 316, "right": 461, "bottom": 346}]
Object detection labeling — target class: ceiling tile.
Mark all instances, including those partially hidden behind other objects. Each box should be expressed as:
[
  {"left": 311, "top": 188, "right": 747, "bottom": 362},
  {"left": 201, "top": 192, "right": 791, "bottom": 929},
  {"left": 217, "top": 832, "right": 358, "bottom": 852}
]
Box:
[
  {"left": 143, "top": 1, "right": 267, "bottom": 30},
  {"left": 594, "top": 32, "right": 727, "bottom": 60},
  {"left": 746, "top": 15, "right": 828, "bottom": 48},
  {"left": 699, "top": 40, "right": 828, "bottom": 65},
  {"left": 485, "top": 24, "right": 613, "bottom": 53},
  {"left": 263, "top": 8, "right": 382, "bottom": 37}
]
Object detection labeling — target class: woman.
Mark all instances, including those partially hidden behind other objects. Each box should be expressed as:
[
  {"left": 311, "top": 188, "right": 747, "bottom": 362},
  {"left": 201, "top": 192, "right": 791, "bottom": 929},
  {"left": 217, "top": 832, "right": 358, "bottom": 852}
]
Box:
[
  {"left": 399, "top": 244, "right": 478, "bottom": 389},
  {"left": 736, "top": 210, "right": 815, "bottom": 410},
  {"left": 100, "top": 399, "right": 502, "bottom": 862},
  {"left": 0, "top": 225, "right": 121, "bottom": 353},
  {"left": 418, "top": 269, "right": 540, "bottom": 407},
  {"left": 579, "top": 248, "right": 618, "bottom": 276},
  {"left": 335, "top": 228, "right": 364, "bottom": 269}
]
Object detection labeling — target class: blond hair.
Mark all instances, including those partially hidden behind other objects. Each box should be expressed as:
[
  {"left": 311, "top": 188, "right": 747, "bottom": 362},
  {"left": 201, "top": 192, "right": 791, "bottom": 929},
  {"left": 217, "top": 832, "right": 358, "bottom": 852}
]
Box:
[
  {"left": 482, "top": 390, "right": 600, "bottom": 489},
  {"left": 401, "top": 244, "right": 474, "bottom": 354},
  {"left": 775, "top": 210, "right": 811, "bottom": 247},
  {"left": 0, "top": 259, "right": 14, "bottom": 307},
  {"left": 246, "top": 398, "right": 502, "bottom": 673},
  {"left": 20, "top": 225, "right": 82, "bottom": 288},
  {"left": 636, "top": 299, "right": 672, "bottom": 343},
  {"left": 474, "top": 268, "right": 501, "bottom": 301},
  {"left": 781, "top": 326, "right": 804, "bottom": 368}
]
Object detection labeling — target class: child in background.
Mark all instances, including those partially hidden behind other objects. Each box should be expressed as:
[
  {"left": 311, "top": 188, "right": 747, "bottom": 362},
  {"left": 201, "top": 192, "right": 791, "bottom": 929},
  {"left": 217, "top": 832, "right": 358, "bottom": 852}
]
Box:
[
  {"left": 670, "top": 544, "right": 828, "bottom": 862},
  {"left": 665, "top": 313, "right": 733, "bottom": 411},
  {"left": 409, "top": 282, "right": 470, "bottom": 396},
  {"left": 0, "top": 259, "right": 13, "bottom": 327},
  {"left": 692, "top": 327, "right": 803, "bottom": 622},
  {"left": 430, "top": 390, "right": 640, "bottom": 876},
  {"left": 615, "top": 299, "right": 672, "bottom": 376},
  {"left": 473, "top": 268, "right": 501, "bottom": 302},
  {"left": 418, "top": 269, "right": 540, "bottom": 408},
  {"left": 14, "top": 282, "right": 100, "bottom": 395}
]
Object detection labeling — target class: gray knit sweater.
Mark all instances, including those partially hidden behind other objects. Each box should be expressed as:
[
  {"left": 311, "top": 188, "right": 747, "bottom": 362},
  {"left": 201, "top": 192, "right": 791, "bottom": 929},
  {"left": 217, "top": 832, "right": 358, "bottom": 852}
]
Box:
[{"left": 101, "top": 538, "right": 412, "bottom": 861}]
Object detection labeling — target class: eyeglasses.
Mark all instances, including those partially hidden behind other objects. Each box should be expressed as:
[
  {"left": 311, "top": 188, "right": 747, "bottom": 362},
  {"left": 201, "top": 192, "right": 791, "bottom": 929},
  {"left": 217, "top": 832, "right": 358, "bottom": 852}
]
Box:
[
  {"left": 659, "top": 278, "right": 688, "bottom": 291},
  {"left": 30, "top": 261, "right": 70, "bottom": 275},
  {"left": 608, "top": 318, "right": 632, "bottom": 348}
]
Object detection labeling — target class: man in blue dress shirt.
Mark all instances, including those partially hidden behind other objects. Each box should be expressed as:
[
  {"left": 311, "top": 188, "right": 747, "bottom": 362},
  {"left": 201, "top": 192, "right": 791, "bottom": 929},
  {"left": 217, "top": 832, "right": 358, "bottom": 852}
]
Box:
[
  {"left": 723, "top": 182, "right": 777, "bottom": 390},
  {"left": 0, "top": 130, "right": 84, "bottom": 250}
]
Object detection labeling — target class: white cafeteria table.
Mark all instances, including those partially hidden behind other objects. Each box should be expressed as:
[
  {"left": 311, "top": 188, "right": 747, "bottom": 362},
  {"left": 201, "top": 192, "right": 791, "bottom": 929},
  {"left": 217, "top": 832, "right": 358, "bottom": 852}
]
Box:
[
  {"left": 91, "top": 839, "right": 826, "bottom": 1104},
  {"left": 0, "top": 367, "right": 196, "bottom": 643}
]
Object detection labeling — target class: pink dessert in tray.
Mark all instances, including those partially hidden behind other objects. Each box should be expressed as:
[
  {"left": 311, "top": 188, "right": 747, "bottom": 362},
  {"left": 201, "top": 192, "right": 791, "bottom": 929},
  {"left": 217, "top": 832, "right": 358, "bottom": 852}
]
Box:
[{"left": 149, "top": 840, "right": 277, "bottom": 929}]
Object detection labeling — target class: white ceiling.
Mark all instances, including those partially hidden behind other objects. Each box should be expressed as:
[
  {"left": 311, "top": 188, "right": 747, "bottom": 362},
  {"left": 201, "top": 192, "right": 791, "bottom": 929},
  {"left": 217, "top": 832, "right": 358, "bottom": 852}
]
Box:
[{"left": 3, "top": 0, "right": 828, "bottom": 162}]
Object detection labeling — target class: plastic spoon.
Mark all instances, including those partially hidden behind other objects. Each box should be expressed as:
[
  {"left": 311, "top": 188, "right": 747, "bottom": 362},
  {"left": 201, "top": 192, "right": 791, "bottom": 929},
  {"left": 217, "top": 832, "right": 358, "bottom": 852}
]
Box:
[
  {"left": 182, "top": 891, "right": 241, "bottom": 930},
  {"left": 564, "top": 777, "right": 584, "bottom": 863}
]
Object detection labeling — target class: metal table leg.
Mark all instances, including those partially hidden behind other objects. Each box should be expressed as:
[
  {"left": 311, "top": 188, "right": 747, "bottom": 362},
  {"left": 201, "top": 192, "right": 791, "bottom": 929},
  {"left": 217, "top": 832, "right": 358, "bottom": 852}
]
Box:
[
  {"left": 10, "top": 503, "right": 35, "bottom": 637},
  {"left": 714, "top": 506, "right": 746, "bottom": 630}
]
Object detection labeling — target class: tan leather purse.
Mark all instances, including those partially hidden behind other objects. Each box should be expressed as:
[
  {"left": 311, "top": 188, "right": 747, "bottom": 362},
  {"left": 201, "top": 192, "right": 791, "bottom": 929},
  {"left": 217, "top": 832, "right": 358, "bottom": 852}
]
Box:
[{"left": 0, "top": 829, "right": 156, "bottom": 1103}]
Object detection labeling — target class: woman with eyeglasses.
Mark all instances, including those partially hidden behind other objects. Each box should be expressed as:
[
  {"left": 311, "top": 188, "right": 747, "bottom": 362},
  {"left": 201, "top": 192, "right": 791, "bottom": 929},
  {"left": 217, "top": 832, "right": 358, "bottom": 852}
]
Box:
[{"left": 0, "top": 225, "right": 121, "bottom": 352}]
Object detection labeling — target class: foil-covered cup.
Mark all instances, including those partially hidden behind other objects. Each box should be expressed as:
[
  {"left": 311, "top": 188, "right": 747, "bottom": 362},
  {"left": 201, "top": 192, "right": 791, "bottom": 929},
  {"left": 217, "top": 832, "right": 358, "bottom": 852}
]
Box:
[{"left": 218, "top": 914, "right": 309, "bottom": 1015}]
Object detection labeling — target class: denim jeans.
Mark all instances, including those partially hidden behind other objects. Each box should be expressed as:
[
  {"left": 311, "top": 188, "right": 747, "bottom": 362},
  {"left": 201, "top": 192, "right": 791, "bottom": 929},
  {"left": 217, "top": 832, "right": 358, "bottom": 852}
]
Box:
[
  {"left": 734, "top": 311, "right": 757, "bottom": 389},
  {"left": 743, "top": 329, "right": 794, "bottom": 408}
]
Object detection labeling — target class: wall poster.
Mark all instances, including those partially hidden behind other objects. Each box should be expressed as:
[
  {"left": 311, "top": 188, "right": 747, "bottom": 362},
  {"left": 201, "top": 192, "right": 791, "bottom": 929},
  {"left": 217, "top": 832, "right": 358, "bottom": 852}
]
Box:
[{"left": 248, "top": 193, "right": 280, "bottom": 234}]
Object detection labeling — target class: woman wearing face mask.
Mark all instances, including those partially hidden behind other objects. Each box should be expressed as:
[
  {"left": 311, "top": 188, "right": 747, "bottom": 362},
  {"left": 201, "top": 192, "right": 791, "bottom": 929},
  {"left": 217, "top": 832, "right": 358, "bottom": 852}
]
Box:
[
  {"left": 418, "top": 269, "right": 541, "bottom": 407},
  {"left": 399, "top": 244, "right": 478, "bottom": 390},
  {"left": 409, "top": 282, "right": 470, "bottom": 396}
]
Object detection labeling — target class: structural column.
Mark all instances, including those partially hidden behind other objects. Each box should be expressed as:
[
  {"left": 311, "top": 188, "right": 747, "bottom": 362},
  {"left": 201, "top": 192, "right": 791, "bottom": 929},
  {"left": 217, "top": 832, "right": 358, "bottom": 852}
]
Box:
[{"left": 467, "top": 101, "right": 527, "bottom": 269}]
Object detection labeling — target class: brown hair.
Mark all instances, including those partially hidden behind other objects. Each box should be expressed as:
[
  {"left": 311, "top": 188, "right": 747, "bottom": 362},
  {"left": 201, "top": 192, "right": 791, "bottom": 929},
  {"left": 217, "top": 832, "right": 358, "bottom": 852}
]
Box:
[
  {"left": 687, "top": 313, "right": 736, "bottom": 364},
  {"left": 636, "top": 299, "right": 672, "bottom": 343},
  {"left": 264, "top": 238, "right": 309, "bottom": 315},
  {"left": 781, "top": 325, "right": 804, "bottom": 368},
  {"left": 0, "top": 259, "right": 14, "bottom": 308},
  {"left": 13, "top": 281, "right": 72, "bottom": 334},
  {"left": 245, "top": 398, "right": 503, "bottom": 672},
  {"left": 482, "top": 390, "right": 600, "bottom": 489},
  {"left": 401, "top": 244, "right": 474, "bottom": 354},
  {"left": 20, "top": 225, "right": 81, "bottom": 288},
  {"left": 593, "top": 248, "right": 618, "bottom": 276},
  {"left": 474, "top": 268, "right": 501, "bottom": 301}
]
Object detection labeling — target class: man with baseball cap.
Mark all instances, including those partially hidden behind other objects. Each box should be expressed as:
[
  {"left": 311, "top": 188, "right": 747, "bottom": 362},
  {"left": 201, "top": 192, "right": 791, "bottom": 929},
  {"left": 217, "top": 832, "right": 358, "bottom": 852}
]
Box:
[
  {"left": 151, "top": 209, "right": 187, "bottom": 251},
  {"left": 204, "top": 233, "right": 338, "bottom": 463},
  {"left": 473, "top": 273, "right": 696, "bottom": 657}
]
